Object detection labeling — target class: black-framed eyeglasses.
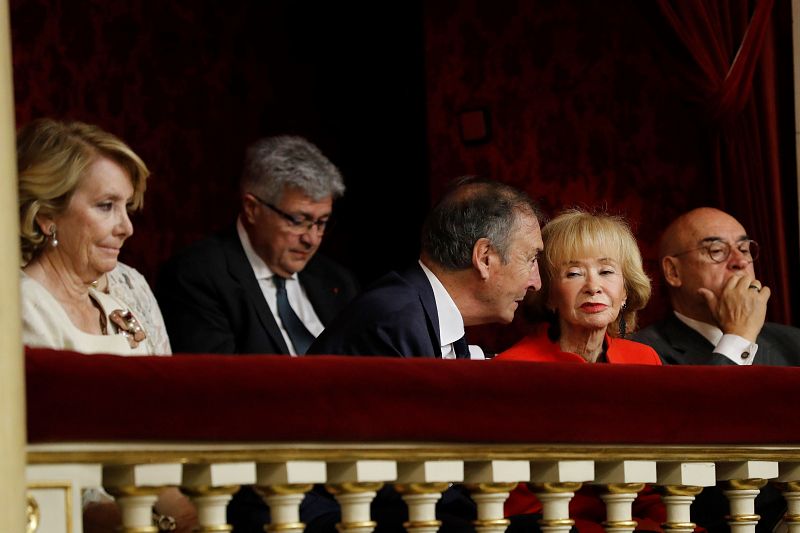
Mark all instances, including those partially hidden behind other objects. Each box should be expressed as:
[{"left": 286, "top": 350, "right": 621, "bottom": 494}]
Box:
[
  {"left": 251, "top": 194, "right": 330, "bottom": 235},
  {"left": 671, "top": 239, "right": 759, "bottom": 264}
]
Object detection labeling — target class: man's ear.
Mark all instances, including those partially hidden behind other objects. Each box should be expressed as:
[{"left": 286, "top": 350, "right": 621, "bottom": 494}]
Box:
[
  {"left": 662, "top": 256, "right": 682, "bottom": 288},
  {"left": 472, "top": 238, "right": 493, "bottom": 280},
  {"left": 241, "top": 194, "right": 259, "bottom": 225}
]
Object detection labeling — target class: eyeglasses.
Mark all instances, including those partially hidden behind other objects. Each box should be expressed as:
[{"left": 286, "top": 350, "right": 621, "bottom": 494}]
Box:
[
  {"left": 251, "top": 194, "right": 330, "bottom": 234},
  {"left": 671, "top": 239, "right": 759, "bottom": 264}
]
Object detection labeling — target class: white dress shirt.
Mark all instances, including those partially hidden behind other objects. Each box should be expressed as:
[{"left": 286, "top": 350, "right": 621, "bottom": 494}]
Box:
[
  {"left": 674, "top": 311, "right": 758, "bottom": 365},
  {"left": 419, "top": 261, "right": 484, "bottom": 360},
  {"left": 237, "top": 218, "right": 324, "bottom": 355}
]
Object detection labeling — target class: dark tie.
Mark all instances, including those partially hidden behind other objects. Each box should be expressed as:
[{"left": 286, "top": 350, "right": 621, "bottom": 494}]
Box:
[
  {"left": 453, "top": 336, "right": 470, "bottom": 359},
  {"left": 273, "top": 276, "right": 315, "bottom": 355}
]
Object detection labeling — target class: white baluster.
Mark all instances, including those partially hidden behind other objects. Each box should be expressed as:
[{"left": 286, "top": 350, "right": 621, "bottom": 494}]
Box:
[
  {"left": 257, "top": 461, "right": 326, "bottom": 533},
  {"left": 465, "top": 460, "right": 530, "bottom": 533},
  {"left": 531, "top": 460, "right": 595, "bottom": 533},
  {"left": 396, "top": 460, "right": 464, "bottom": 533},
  {"left": 657, "top": 462, "right": 716, "bottom": 533},
  {"left": 326, "top": 460, "right": 397, "bottom": 533},
  {"left": 717, "top": 461, "right": 778, "bottom": 533},
  {"left": 594, "top": 461, "right": 656, "bottom": 533}
]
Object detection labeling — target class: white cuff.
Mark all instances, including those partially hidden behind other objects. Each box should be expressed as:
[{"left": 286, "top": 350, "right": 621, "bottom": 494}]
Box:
[{"left": 714, "top": 334, "right": 758, "bottom": 365}]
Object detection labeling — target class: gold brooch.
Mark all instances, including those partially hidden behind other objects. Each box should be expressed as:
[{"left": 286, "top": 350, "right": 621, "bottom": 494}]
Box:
[{"left": 109, "top": 310, "right": 147, "bottom": 349}]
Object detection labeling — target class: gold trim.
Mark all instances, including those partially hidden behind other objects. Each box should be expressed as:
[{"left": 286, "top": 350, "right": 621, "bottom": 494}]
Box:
[
  {"left": 403, "top": 520, "right": 442, "bottom": 529},
  {"left": 326, "top": 482, "right": 384, "bottom": 495},
  {"left": 725, "top": 479, "right": 768, "bottom": 491},
  {"left": 605, "top": 483, "right": 645, "bottom": 494},
  {"left": 529, "top": 482, "right": 582, "bottom": 493},
  {"left": 775, "top": 481, "right": 800, "bottom": 492},
  {"left": 473, "top": 518, "right": 511, "bottom": 527},
  {"left": 107, "top": 485, "right": 164, "bottom": 498},
  {"left": 602, "top": 520, "right": 638, "bottom": 528},
  {"left": 466, "top": 482, "right": 518, "bottom": 494},
  {"left": 538, "top": 518, "right": 575, "bottom": 527},
  {"left": 336, "top": 520, "right": 378, "bottom": 531},
  {"left": 395, "top": 482, "right": 450, "bottom": 494},
  {"left": 26, "top": 443, "right": 800, "bottom": 465},
  {"left": 27, "top": 481, "right": 73, "bottom": 533},
  {"left": 119, "top": 527, "right": 158, "bottom": 533},
  {"left": 784, "top": 514, "right": 800, "bottom": 523},
  {"left": 257, "top": 483, "right": 314, "bottom": 496},
  {"left": 196, "top": 526, "right": 233, "bottom": 533},
  {"left": 662, "top": 485, "right": 703, "bottom": 497},
  {"left": 183, "top": 484, "right": 240, "bottom": 497},
  {"left": 26, "top": 494, "right": 40, "bottom": 533},
  {"left": 266, "top": 522, "right": 305, "bottom": 532},
  {"left": 661, "top": 522, "right": 696, "bottom": 530},
  {"left": 725, "top": 514, "right": 761, "bottom": 523}
]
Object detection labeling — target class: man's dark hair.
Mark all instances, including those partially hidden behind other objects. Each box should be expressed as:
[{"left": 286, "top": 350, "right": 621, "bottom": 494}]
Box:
[{"left": 421, "top": 176, "right": 541, "bottom": 270}]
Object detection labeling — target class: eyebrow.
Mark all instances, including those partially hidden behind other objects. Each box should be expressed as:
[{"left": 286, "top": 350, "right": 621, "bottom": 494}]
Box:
[{"left": 699, "top": 235, "right": 750, "bottom": 244}]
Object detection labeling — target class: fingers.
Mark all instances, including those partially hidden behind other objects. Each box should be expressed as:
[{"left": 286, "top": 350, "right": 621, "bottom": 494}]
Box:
[{"left": 712, "top": 273, "right": 768, "bottom": 341}]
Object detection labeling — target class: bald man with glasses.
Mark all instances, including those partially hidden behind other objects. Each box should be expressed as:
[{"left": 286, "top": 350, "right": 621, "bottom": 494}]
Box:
[
  {"left": 156, "top": 135, "right": 358, "bottom": 356},
  {"left": 632, "top": 207, "right": 800, "bottom": 366}
]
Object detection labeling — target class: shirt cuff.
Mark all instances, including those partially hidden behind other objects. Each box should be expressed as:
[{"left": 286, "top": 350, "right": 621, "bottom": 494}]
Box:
[
  {"left": 469, "top": 344, "right": 485, "bottom": 360},
  {"left": 714, "top": 334, "right": 758, "bottom": 365}
]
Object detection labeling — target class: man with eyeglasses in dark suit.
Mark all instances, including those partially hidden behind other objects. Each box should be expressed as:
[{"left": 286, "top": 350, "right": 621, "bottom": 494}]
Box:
[
  {"left": 633, "top": 208, "right": 799, "bottom": 533},
  {"left": 633, "top": 206, "right": 800, "bottom": 366},
  {"left": 156, "top": 135, "right": 358, "bottom": 356}
]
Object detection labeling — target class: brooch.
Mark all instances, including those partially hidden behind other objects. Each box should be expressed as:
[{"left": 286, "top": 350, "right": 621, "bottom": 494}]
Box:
[{"left": 109, "top": 309, "right": 147, "bottom": 349}]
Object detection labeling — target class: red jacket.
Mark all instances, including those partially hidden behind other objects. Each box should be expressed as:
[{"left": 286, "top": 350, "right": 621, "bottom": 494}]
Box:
[{"left": 496, "top": 324, "right": 663, "bottom": 532}]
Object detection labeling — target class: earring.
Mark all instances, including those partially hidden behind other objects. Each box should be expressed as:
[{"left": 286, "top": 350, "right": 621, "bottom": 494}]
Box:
[
  {"left": 618, "top": 303, "right": 627, "bottom": 338},
  {"left": 48, "top": 224, "right": 58, "bottom": 247}
]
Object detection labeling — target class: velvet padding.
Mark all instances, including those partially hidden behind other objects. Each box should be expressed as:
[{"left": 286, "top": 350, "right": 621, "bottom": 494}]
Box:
[{"left": 25, "top": 347, "right": 800, "bottom": 444}]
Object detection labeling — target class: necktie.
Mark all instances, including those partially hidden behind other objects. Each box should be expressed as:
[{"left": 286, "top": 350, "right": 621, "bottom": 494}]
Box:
[
  {"left": 453, "top": 336, "right": 470, "bottom": 359},
  {"left": 273, "top": 276, "right": 315, "bottom": 355}
]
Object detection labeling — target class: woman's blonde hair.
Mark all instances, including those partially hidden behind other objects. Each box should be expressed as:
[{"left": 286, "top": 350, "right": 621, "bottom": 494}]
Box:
[
  {"left": 528, "top": 208, "right": 651, "bottom": 337},
  {"left": 18, "top": 119, "right": 149, "bottom": 265}
]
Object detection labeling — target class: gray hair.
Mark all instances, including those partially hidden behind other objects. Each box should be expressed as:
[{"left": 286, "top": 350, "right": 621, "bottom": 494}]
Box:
[
  {"left": 240, "top": 135, "right": 344, "bottom": 202},
  {"left": 421, "top": 177, "right": 541, "bottom": 270}
]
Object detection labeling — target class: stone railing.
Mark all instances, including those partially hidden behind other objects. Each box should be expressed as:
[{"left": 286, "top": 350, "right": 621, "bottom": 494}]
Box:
[{"left": 24, "top": 348, "right": 800, "bottom": 533}]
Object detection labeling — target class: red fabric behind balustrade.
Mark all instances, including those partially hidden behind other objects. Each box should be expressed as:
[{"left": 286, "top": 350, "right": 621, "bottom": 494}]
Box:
[{"left": 26, "top": 348, "right": 800, "bottom": 445}]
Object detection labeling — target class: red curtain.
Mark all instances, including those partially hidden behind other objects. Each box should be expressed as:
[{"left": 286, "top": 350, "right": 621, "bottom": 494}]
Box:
[{"left": 657, "top": 0, "right": 792, "bottom": 323}]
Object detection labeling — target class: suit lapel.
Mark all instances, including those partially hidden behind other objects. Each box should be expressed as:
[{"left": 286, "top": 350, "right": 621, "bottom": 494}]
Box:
[
  {"left": 221, "top": 229, "right": 290, "bottom": 354},
  {"left": 660, "top": 314, "right": 716, "bottom": 364},
  {"left": 403, "top": 264, "right": 442, "bottom": 356},
  {"left": 300, "top": 264, "right": 336, "bottom": 325}
]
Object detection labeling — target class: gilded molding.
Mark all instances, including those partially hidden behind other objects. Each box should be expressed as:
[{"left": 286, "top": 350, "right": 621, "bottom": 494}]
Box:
[
  {"left": 538, "top": 518, "right": 575, "bottom": 527},
  {"left": 265, "top": 523, "right": 305, "bottom": 533},
  {"left": 107, "top": 485, "right": 164, "bottom": 498},
  {"left": 403, "top": 519, "right": 442, "bottom": 529},
  {"left": 27, "top": 443, "right": 800, "bottom": 466},
  {"left": 529, "top": 482, "right": 582, "bottom": 493},
  {"left": 196, "top": 526, "right": 233, "bottom": 533},
  {"left": 662, "top": 522, "right": 696, "bottom": 530},
  {"left": 26, "top": 494, "right": 40, "bottom": 533},
  {"left": 724, "top": 479, "right": 768, "bottom": 491},
  {"left": 465, "top": 482, "right": 518, "bottom": 494},
  {"left": 784, "top": 514, "right": 800, "bottom": 523},
  {"left": 256, "top": 484, "right": 314, "bottom": 496},
  {"left": 775, "top": 481, "right": 800, "bottom": 493},
  {"left": 26, "top": 482, "right": 72, "bottom": 533},
  {"left": 602, "top": 520, "right": 638, "bottom": 528},
  {"left": 473, "top": 518, "right": 511, "bottom": 528},
  {"left": 118, "top": 527, "right": 158, "bottom": 533},
  {"left": 395, "top": 482, "right": 450, "bottom": 494},
  {"left": 726, "top": 514, "right": 761, "bottom": 523},
  {"left": 604, "top": 483, "right": 645, "bottom": 494},
  {"left": 335, "top": 520, "right": 378, "bottom": 531},
  {"left": 182, "top": 484, "right": 240, "bottom": 497},
  {"left": 662, "top": 485, "right": 703, "bottom": 497},
  {"left": 326, "top": 482, "right": 384, "bottom": 495}
]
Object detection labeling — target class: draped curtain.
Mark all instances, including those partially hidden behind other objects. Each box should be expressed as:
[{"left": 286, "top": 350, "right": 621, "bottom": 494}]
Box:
[{"left": 657, "top": 0, "right": 792, "bottom": 323}]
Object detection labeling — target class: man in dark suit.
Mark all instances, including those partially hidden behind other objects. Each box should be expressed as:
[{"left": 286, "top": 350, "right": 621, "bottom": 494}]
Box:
[
  {"left": 309, "top": 176, "right": 544, "bottom": 359},
  {"left": 156, "top": 135, "right": 358, "bottom": 355},
  {"left": 633, "top": 207, "right": 800, "bottom": 366}
]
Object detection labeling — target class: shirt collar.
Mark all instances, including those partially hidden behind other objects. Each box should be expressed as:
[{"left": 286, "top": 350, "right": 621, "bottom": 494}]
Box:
[
  {"left": 418, "top": 260, "right": 464, "bottom": 346},
  {"left": 673, "top": 311, "right": 723, "bottom": 347},
  {"left": 236, "top": 217, "right": 298, "bottom": 282}
]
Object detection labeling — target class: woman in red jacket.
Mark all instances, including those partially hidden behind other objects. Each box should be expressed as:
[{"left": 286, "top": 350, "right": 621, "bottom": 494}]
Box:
[{"left": 497, "top": 209, "right": 663, "bottom": 533}]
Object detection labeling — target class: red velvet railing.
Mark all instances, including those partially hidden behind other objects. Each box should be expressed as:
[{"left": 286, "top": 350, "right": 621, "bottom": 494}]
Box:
[{"left": 25, "top": 348, "right": 800, "bottom": 445}]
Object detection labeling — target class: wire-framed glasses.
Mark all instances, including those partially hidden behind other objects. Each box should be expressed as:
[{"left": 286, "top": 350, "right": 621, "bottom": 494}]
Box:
[
  {"left": 671, "top": 239, "right": 759, "bottom": 264},
  {"left": 252, "top": 194, "right": 330, "bottom": 234}
]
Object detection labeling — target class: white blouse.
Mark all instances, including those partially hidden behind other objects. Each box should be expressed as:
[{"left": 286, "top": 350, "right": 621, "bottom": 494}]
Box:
[{"left": 21, "top": 272, "right": 151, "bottom": 356}]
